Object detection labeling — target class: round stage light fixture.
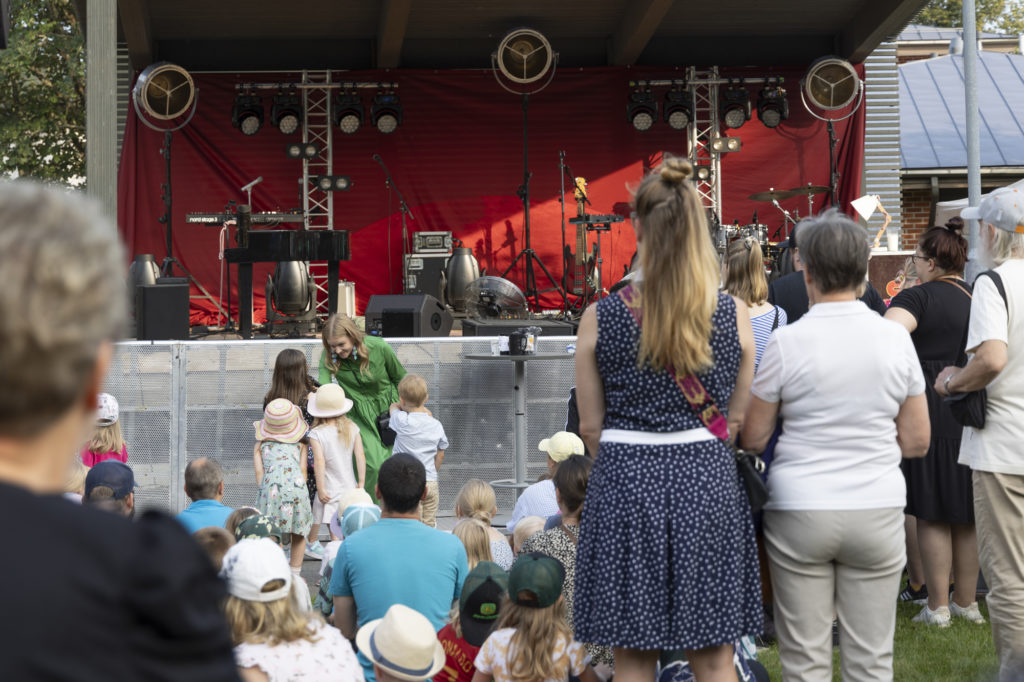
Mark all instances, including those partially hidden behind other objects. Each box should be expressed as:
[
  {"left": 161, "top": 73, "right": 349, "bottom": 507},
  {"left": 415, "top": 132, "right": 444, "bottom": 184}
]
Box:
[
  {"left": 757, "top": 82, "right": 789, "bottom": 129},
  {"left": 133, "top": 62, "right": 195, "bottom": 121},
  {"left": 232, "top": 93, "right": 264, "bottom": 136},
  {"left": 315, "top": 175, "right": 352, "bottom": 192},
  {"left": 271, "top": 92, "right": 302, "bottom": 135},
  {"left": 495, "top": 28, "right": 553, "bottom": 84},
  {"left": 695, "top": 166, "right": 711, "bottom": 182},
  {"left": 664, "top": 88, "right": 692, "bottom": 130},
  {"left": 802, "top": 57, "right": 860, "bottom": 111},
  {"left": 285, "top": 142, "right": 321, "bottom": 159},
  {"left": 371, "top": 92, "right": 402, "bottom": 134},
  {"left": 627, "top": 87, "right": 657, "bottom": 132},
  {"left": 720, "top": 84, "right": 751, "bottom": 130},
  {"left": 333, "top": 92, "right": 364, "bottom": 134}
]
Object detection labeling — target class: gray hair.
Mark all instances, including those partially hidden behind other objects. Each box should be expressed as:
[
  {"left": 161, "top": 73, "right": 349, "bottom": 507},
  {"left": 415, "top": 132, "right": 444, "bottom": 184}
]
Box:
[
  {"left": 798, "top": 209, "right": 870, "bottom": 294},
  {"left": 0, "top": 182, "right": 126, "bottom": 437},
  {"left": 986, "top": 227, "right": 1024, "bottom": 265},
  {"left": 185, "top": 458, "right": 224, "bottom": 500}
]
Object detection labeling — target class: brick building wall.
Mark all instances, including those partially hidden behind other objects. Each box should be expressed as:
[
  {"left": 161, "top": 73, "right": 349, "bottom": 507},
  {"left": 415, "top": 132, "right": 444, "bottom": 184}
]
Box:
[{"left": 901, "top": 188, "right": 932, "bottom": 249}]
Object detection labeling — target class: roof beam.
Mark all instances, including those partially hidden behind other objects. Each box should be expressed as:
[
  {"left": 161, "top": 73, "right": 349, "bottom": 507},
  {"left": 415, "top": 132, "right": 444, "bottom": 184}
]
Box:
[
  {"left": 377, "top": 0, "right": 411, "bottom": 69},
  {"left": 842, "top": 0, "right": 930, "bottom": 63},
  {"left": 608, "top": 0, "right": 674, "bottom": 66},
  {"left": 117, "top": 0, "right": 153, "bottom": 69}
]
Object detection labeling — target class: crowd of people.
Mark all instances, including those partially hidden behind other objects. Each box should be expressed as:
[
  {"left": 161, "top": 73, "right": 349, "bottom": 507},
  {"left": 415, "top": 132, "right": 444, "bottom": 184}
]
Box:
[{"left": 1, "top": 168, "right": 1023, "bottom": 681}]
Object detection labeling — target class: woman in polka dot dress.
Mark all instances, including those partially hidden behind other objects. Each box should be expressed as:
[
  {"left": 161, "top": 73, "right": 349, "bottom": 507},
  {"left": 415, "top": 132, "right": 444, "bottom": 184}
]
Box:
[{"left": 573, "top": 156, "right": 762, "bottom": 681}]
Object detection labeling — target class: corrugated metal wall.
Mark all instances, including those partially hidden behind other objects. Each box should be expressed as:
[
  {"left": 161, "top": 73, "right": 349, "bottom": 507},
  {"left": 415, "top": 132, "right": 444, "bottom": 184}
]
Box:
[
  {"left": 863, "top": 42, "right": 903, "bottom": 242},
  {"left": 116, "top": 41, "right": 130, "bottom": 167}
]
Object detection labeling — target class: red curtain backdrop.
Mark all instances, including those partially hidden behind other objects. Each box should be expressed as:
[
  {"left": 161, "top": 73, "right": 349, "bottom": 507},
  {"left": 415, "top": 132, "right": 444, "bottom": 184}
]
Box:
[{"left": 118, "top": 66, "right": 864, "bottom": 325}]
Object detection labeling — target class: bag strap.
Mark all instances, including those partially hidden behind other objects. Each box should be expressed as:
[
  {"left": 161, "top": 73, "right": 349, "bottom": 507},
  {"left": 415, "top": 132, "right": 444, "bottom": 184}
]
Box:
[
  {"left": 938, "top": 276, "right": 972, "bottom": 300},
  {"left": 557, "top": 522, "right": 579, "bottom": 545},
  {"left": 980, "top": 270, "right": 1008, "bottom": 309},
  {"left": 771, "top": 306, "right": 780, "bottom": 331},
  {"left": 618, "top": 283, "right": 731, "bottom": 444}
]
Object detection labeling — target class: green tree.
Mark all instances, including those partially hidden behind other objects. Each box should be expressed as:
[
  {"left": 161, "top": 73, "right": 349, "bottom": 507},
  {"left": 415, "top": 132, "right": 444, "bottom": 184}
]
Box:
[
  {"left": 0, "top": 0, "right": 85, "bottom": 185},
  {"left": 917, "top": 0, "right": 1024, "bottom": 35}
]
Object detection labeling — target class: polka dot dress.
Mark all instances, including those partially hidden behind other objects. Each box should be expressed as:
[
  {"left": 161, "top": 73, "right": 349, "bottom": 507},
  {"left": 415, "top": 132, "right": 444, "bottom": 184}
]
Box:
[{"left": 573, "top": 291, "right": 763, "bottom": 651}]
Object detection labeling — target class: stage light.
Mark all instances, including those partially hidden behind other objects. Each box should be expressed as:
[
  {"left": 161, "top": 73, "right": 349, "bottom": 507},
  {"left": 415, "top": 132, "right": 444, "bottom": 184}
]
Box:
[
  {"left": 757, "top": 81, "right": 789, "bottom": 128},
  {"left": 232, "top": 93, "right": 263, "bottom": 136},
  {"left": 271, "top": 91, "right": 302, "bottom": 135},
  {"left": 664, "top": 88, "right": 692, "bottom": 130},
  {"left": 711, "top": 136, "right": 742, "bottom": 153},
  {"left": 695, "top": 165, "right": 712, "bottom": 181},
  {"left": 333, "top": 92, "right": 364, "bottom": 134},
  {"left": 371, "top": 92, "right": 402, "bottom": 134},
  {"left": 627, "top": 85, "right": 657, "bottom": 132},
  {"left": 720, "top": 84, "right": 751, "bottom": 130},
  {"left": 285, "top": 142, "right": 321, "bottom": 159},
  {"left": 315, "top": 175, "right": 352, "bottom": 192}
]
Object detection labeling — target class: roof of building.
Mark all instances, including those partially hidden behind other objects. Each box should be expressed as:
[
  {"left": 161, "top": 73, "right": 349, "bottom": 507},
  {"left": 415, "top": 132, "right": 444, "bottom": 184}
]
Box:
[
  {"left": 900, "top": 51, "right": 1024, "bottom": 169},
  {"left": 898, "top": 23, "right": 1010, "bottom": 42}
]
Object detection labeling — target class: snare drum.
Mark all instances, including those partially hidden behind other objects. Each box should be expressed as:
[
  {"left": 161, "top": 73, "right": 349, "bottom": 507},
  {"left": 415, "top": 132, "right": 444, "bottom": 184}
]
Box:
[{"left": 739, "top": 224, "right": 768, "bottom": 245}]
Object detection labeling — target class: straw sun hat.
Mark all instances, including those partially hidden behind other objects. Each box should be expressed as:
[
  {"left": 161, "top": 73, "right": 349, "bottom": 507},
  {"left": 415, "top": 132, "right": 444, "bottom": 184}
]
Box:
[
  {"left": 307, "top": 383, "right": 354, "bottom": 418},
  {"left": 356, "top": 604, "right": 446, "bottom": 681},
  {"left": 254, "top": 398, "right": 307, "bottom": 443}
]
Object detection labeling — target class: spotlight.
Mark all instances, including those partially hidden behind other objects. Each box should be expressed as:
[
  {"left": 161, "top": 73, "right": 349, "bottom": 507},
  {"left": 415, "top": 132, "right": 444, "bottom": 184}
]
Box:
[
  {"left": 711, "top": 136, "right": 742, "bottom": 153},
  {"left": 315, "top": 175, "right": 352, "bottom": 192},
  {"left": 271, "top": 92, "right": 302, "bottom": 135},
  {"left": 627, "top": 85, "right": 657, "bottom": 132},
  {"left": 333, "top": 92, "right": 364, "bottom": 134},
  {"left": 231, "top": 93, "right": 263, "bottom": 136},
  {"left": 757, "top": 81, "right": 789, "bottom": 128},
  {"left": 720, "top": 83, "right": 751, "bottom": 130},
  {"left": 371, "top": 92, "right": 402, "bottom": 134},
  {"left": 664, "top": 87, "right": 692, "bottom": 130},
  {"left": 695, "top": 165, "right": 712, "bottom": 181},
  {"left": 284, "top": 142, "right": 321, "bottom": 160}
]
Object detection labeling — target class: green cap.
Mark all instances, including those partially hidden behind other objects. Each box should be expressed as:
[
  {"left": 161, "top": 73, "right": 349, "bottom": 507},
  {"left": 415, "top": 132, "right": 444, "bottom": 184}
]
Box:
[
  {"left": 459, "top": 561, "right": 509, "bottom": 647},
  {"left": 508, "top": 552, "right": 565, "bottom": 608},
  {"left": 234, "top": 514, "right": 283, "bottom": 543}
]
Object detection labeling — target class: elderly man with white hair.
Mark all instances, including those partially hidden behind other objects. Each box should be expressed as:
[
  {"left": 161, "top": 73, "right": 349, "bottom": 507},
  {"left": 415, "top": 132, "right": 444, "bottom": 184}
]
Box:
[{"left": 936, "top": 187, "right": 1024, "bottom": 681}]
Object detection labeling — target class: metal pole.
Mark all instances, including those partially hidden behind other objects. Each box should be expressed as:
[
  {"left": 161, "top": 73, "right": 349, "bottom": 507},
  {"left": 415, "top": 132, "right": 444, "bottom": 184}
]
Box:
[{"left": 963, "top": 0, "right": 982, "bottom": 280}]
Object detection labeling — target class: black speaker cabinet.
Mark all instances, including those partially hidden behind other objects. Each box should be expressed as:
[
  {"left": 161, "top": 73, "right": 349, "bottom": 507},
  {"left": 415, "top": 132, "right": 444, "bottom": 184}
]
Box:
[
  {"left": 404, "top": 253, "right": 448, "bottom": 303},
  {"left": 365, "top": 294, "right": 453, "bottom": 338},
  {"left": 136, "top": 278, "right": 190, "bottom": 340},
  {"left": 460, "top": 318, "right": 578, "bottom": 337}
]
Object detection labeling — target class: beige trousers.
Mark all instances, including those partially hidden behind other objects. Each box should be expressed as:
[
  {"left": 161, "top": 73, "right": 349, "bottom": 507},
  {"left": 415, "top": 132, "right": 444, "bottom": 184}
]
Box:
[
  {"left": 419, "top": 480, "right": 439, "bottom": 528},
  {"left": 973, "top": 471, "right": 1024, "bottom": 681},
  {"left": 765, "top": 508, "right": 905, "bottom": 682}
]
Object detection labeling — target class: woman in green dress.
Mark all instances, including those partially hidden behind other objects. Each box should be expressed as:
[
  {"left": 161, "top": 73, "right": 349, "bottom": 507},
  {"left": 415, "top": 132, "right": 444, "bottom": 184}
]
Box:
[{"left": 318, "top": 313, "right": 406, "bottom": 501}]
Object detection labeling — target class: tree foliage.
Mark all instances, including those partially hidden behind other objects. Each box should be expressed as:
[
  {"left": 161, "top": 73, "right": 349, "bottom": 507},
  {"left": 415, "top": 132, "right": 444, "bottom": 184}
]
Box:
[
  {"left": 917, "top": 0, "right": 1024, "bottom": 35},
  {"left": 0, "top": 0, "right": 85, "bottom": 185}
]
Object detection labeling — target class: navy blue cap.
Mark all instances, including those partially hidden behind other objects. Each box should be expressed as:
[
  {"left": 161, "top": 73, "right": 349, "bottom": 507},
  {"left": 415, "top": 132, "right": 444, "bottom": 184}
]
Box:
[{"left": 84, "top": 460, "right": 136, "bottom": 500}]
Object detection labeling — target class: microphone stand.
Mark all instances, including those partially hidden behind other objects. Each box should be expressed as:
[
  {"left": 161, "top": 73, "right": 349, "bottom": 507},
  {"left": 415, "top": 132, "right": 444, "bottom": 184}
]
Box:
[{"left": 373, "top": 154, "right": 415, "bottom": 293}]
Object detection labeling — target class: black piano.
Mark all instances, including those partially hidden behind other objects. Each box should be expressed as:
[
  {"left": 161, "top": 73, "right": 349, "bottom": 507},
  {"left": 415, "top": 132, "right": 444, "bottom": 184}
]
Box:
[{"left": 224, "top": 230, "right": 351, "bottom": 339}]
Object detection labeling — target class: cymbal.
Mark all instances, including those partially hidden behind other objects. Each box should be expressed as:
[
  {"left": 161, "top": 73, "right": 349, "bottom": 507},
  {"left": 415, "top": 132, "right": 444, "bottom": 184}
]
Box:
[
  {"left": 749, "top": 189, "right": 797, "bottom": 202},
  {"left": 787, "top": 184, "right": 830, "bottom": 196}
]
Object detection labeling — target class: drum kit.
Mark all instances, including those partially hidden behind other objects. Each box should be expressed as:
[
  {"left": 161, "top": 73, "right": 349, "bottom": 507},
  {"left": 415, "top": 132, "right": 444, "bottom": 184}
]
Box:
[{"left": 715, "top": 183, "right": 829, "bottom": 274}]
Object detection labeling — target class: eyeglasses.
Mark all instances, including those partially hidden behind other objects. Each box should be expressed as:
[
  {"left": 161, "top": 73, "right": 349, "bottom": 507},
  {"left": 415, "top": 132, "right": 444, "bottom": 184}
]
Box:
[{"left": 911, "top": 254, "right": 931, "bottom": 262}]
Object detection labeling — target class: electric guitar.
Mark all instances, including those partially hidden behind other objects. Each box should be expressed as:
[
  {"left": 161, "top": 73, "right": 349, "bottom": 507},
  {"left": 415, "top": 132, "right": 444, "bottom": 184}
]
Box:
[{"left": 563, "top": 177, "right": 598, "bottom": 295}]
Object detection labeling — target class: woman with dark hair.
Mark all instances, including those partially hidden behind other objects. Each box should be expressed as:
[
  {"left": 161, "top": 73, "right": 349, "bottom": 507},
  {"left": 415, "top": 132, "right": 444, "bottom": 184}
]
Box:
[
  {"left": 574, "top": 157, "right": 761, "bottom": 681},
  {"left": 884, "top": 219, "right": 983, "bottom": 626},
  {"left": 318, "top": 314, "right": 406, "bottom": 500}
]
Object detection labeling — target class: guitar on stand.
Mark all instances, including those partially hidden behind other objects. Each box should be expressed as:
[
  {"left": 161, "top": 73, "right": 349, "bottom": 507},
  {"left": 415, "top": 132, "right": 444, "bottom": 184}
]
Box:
[{"left": 563, "top": 177, "right": 598, "bottom": 296}]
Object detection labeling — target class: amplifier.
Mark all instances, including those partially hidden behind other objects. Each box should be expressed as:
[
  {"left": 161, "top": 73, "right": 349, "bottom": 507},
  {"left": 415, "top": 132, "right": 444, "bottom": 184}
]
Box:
[
  {"left": 365, "top": 294, "right": 453, "bottom": 338},
  {"left": 404, "top": 253, "right": 449, "bottom": 303},
  {"left": 412, "top": 231, "right": 452, "bottom": 254}
]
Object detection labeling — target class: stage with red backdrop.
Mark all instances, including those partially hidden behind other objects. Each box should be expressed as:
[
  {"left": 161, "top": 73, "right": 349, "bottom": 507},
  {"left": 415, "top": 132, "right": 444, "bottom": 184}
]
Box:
[{"left": 118, "top": 66, "right": 864, "bottom": 326}]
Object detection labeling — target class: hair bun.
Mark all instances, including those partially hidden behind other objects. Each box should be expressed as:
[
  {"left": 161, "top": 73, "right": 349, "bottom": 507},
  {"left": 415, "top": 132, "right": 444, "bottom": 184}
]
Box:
[
  {"left": 659, "top": 156, "right": 694, "bottom": 184},
  {"left": 944, "top": 216, "right": 965, "bottom": 236}
]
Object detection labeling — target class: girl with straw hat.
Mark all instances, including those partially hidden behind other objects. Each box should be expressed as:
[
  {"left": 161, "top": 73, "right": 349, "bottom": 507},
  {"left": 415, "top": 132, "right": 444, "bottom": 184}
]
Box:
[
  {"left": 307, "top": 383, "right": 366, "bottom": 541},
  {"left": 254, "top": 398, "right": 314, "bottom": 575}
]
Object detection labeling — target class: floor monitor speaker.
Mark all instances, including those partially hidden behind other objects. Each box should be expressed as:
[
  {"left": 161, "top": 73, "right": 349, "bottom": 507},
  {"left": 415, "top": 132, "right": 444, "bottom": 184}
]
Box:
[{"left": 364, "top": 294, "right": 453, "bottom": 338}]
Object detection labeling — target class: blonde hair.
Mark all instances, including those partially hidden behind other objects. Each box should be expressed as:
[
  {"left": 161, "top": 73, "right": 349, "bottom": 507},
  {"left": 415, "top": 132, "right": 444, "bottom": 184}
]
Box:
[
  {"left": 223, "top": 582, "right": 324, "bottom": 646},
  {"left": 398, "top": 373, "right": 428, "bottom": 408},
  {"left": 987, "top": 226, "right": 1024, "bottom": 265},
  {"left": 65, "top": 459, "right": 88, "bottom": 495},
  {"left": 453, "top": 518, "right": 493, "bottom": 570},
  {"left": 723, "top": 237, "right": 768, "bottom": 306},
  {"left": 446, "top": 602, "right": 464, "bottom": 639},
  {"left": 512, "top": 516, "right": 545, "bottom": 553},
  {"left": 455, "top": 479, "right": 497, "bottom": 523},
  {"left": 321, "top": 314, "right": 370, "bottom": 375},
  {"left": 495, "top": 596, "right": 574, "bottom": 682},
  {"left": 633, "top": 156, "right": 720, "bottom": 374},
  {"left": 86, "top": 422, "right": 126, "bottom": 455},
  {"left": 312, "top": 414, "right": 358, "bottom": 450}
]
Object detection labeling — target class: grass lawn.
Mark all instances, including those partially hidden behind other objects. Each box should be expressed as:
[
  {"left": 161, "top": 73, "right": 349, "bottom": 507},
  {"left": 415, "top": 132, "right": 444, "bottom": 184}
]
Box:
[{"left": 757, "top": 600, "right": 999, "bottom": 681}]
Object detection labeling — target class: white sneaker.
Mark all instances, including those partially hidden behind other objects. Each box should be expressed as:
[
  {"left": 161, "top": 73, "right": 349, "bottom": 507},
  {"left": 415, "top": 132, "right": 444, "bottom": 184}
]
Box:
[
  {"left": 304, "top": 540, "right": 324, "bottom": 560},
  {"left": 950, "top": 601, "right": 986, "bottom": 624},
  {"left": 912, "top": 605, "right": 951, "bottom": 628}
]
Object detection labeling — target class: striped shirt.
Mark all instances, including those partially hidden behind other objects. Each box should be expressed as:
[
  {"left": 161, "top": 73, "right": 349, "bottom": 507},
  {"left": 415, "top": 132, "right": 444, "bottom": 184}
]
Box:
[{"left": 751, "top": 305, "right": 787, "bottom": 372}]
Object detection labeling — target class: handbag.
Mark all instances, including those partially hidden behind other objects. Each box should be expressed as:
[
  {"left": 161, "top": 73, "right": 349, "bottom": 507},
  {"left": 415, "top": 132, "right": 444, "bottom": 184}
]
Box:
[
  {"left": 376, "top": 409, "right": 397, "bottom": 447},
  {"left": 943, "top": 271, "right": 1006, "bottom": 429},
  {"left": 619, "top": 283, "right": 769, "bottom": 512}
]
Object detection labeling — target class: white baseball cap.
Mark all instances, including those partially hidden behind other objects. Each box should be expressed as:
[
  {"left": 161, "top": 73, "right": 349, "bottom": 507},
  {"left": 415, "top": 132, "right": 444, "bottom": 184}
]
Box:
[
  {"left": 961, "top": 187, "right": 1024, "bottom": 234},
  {"left": 96, "top": 393, "right": 119, "bottom": 425},
  {"left": 219, "top": 538, "right": 292, "bottom": 603}
]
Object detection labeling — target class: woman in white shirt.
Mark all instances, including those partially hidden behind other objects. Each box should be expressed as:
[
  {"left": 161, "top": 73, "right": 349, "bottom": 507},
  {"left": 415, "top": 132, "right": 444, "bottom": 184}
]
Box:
[{"left": 742, "top": 210, "right": 930, "bottom": 682}]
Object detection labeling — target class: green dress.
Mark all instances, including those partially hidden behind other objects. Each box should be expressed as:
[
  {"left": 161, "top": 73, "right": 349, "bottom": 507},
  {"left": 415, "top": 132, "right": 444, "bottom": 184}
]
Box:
[{"left": 318, "top": 334, "right": 406, "bottom": 501}]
